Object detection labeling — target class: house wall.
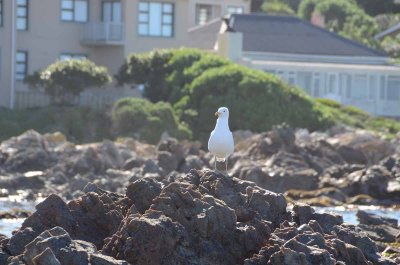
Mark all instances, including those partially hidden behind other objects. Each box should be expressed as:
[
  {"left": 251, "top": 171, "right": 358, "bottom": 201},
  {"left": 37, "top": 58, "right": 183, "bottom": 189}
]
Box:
[{"left": 249, "top": 60, "right": 400, "bottom": 117}]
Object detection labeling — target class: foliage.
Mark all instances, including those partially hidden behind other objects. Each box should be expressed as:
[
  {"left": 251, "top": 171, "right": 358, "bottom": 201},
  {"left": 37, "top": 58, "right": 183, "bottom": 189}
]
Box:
[
  {"left": 298, "top": 0, "right": 380, "bottom": 49},
  {"left": 174, "top": 63, "right": 334, "bottom": 141},
  {"left": 111, "top": 98, "right": 191, "bottom": 144},
  {"left": 298, "top": 0, "right": 319, "bottom": 20},
  {"left": 25, "top": 59, "right": 111, "bottom": 105},
  {"left": 0, "top": 107, "right": 111, "bottom": 143},
  {"left": 355, "top": 0, "right": 400, "bottom": 17},
  {"left": 115, "top": 50, "right": 173, "bottom": 103},
  {"left": 262, "top": 1, "right": 295, "bottom": 16},
  {"left": 315, "top": 98, "right": 341, "bottom": 109}
]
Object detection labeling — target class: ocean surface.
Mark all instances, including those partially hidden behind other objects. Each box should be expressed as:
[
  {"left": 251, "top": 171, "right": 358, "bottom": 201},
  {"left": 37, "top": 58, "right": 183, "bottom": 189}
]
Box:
[{"left": 1, "top": 199, "right": 399, "bottom": 238}]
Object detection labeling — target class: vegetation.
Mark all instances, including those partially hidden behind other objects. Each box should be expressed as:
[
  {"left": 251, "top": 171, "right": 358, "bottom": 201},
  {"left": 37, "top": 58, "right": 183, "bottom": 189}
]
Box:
[
  {"left": 116, "top": 48, "right": 400, "bottom": 142},
  {"left": 25, "top": 59, "right": 111, "bottom": 105},
  {"left": 111, "top": 98, "right": 191, "bottom": 144},
  {"left": 0, "top": 106, "right": 111, "bottom": 143},
  {"left": 262, "top": 1, "right": 295, "bottom": 16}
]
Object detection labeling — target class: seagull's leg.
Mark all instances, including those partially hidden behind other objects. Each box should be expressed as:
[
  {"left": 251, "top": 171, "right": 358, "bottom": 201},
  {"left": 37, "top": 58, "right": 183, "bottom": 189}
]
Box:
[
  {"left": 225, "top": 157, "right": 228, "bottom": 176},
  {"left": 214, "top": 156, "right": 217, "bottom": 171}
]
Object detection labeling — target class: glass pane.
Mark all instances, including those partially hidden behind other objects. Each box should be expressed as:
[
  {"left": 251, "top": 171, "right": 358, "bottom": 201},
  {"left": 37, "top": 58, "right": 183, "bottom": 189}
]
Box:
[
  {"left": 163, "top": 3, "right": 172, "bottom": 13},
  {"left": 60, "top": 55, "right": 72, "bottom": 61},
  {"left": 352, "top": 75, "right": 367, "bottom": 99},
  {"left": 16, "top": 73, "right": 25, "bottom": 80},
  {"left": 16, "top": 64, "right": 26, "bottom": 73},
  {"left": 16, "top": 52, "right": 26, "bottom": 61},
  {"left": 139, "top": 13, "right": 148, "bottom": 22},
  {"left": 103, "top": 3, "right": 112, "bottom": 22},
  {"left": 387, "top": 76, "right": 400, "bottom": 101},
  {"left": 139, "top": 2, "right": 148, "bottom": 11},
  {"left": 62, "top": 10, "right": 73, "bottom": 20},
  {"left": 62, "top": 0, "right": 73, "bottom": 9},
  {"left": 149, "top": 3, "right": 161, "bottom": 36},
  {"left": 113, "top": 2, "right": 122, "bottom": 22},
  {"left": 162, "top": 25, "right": 172, "bottom": 36},
  {"left": 138, "top": 24, "right": 148, "bottom": 35},
  {"left": 162, "top": 14, "right": 172, "bottom": 24},
  {"left": 17, "top": 7, "right": 26, "bottom": 17},
  {"left": 17, "top": 0, "right": 26, "bottom": 5},
  {"left": 297, "top": 72, "right": 312, "bottom": 94},
  {"left": 75, "top": 1, "right": 88, "bottom": 22},
  {"left": 16, "top": 18, "right": 27, "bottom": 30}
]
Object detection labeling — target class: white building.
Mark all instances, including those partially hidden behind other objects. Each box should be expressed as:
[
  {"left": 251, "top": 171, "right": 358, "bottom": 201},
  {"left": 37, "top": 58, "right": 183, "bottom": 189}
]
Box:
[{"left": 191, "top": 14, "right": 400, "bottom": 117}]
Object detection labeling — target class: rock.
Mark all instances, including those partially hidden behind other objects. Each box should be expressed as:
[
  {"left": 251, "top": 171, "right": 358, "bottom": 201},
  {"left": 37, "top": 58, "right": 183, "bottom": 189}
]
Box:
[
  {"left": 357, "top": 210, "right": 398, "bottom": 227},
  {"left": 157, "top": 137, "right": 185, "bottom": 165},
  {"left": 122, "top": 156, "right": 145, "bottom": 170},
  {"left": 179, "top": 155, "right": 205, "bottom": 173},
  {"left": 126, "top": 178, "right": 162, "bottom": 213},
  {"left": 90, "top": 253, "right": 128, "bottom": 265},
  {"left": 157, "top": 151, "right": 179, "bottom": 173},
  {"left": 4, "top": 149, "right": 50, "bottom": 172},
  {"left": 32, "top": 247, "right": 61, "bottom": 265}
]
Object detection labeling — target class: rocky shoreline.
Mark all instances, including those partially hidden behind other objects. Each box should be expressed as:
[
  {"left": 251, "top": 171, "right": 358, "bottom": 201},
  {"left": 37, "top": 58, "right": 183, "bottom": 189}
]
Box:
[
  {"left": 0, "top": 127, "right": 400, "bottom": 263},
  {"left": 0, "top": 170, "right": 397, "bottom": 264}
]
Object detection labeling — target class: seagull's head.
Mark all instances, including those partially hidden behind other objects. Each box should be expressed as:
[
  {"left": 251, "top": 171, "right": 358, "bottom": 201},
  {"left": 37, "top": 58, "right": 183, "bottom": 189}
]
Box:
[{"left": 215, "top": 107, "right": 229, "bottom": 119}]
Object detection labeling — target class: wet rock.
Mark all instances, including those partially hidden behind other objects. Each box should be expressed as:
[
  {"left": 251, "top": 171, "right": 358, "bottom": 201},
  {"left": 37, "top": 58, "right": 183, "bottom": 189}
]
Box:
[{"left": 357, "top": 210, "right": 398, "bottom": 227}]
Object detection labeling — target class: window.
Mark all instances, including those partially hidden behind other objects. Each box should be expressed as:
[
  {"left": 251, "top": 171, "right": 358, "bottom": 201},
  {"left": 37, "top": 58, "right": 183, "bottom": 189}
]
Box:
[
  {"left": 351, "top": 74, "right": 368, "bottom": 99},
  {"left": 102, "top": 1, "right": 122, "bottom": 22},
  {"left": 60, "top": 53, "right": 87, "bottom": 61},
  {"left": 61, "top": 0, "right": 88, "bottom": 22},
  {"left": 196, "top": 4, "right": 212, "bottom": 25},
  {"left": 0, "top": 0, "right": 3, "bottom": 27},
  {"left": 387, "top": 76, "right": 400, "bottom": 101},
  {"left": 16, "top": 51, "right": 28, "bottom": 81},
  {"left": 138, "top": 2, "right": 173, "bottom": 37},
  {"left": 17, "top": 0, "right": 28, "bottom": 30},
  {"left": 227, "top": 6, "right": 244, "bottom": 14},
  {"left": 380, "top": 75, "right": 386, "bottom": 100},
  {"left": 297, "top": 72, "right": 312, "bottom": 94}
]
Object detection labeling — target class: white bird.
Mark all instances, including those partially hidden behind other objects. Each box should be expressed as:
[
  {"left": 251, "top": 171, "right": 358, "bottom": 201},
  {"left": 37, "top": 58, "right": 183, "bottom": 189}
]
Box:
[{"left": 208, "top": 107, "right": 234, "bottom": 173}]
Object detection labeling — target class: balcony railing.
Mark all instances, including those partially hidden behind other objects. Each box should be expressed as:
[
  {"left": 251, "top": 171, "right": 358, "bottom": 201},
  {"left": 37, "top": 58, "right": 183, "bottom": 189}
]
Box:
[{"left": 81, "top": 22, "right": 125, "bottom": 45}]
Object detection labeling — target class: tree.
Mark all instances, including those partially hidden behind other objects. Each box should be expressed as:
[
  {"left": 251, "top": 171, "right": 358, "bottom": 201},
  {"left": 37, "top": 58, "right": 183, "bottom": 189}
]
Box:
[
  {"left": 25, "top": 59, "right": 111, "bottom": 105},
  {"left": 262, "top": 0, "right": 295, "bottom": 16},
  {"left": 115, "top": 50, "right": 173, "bottom": 103}
]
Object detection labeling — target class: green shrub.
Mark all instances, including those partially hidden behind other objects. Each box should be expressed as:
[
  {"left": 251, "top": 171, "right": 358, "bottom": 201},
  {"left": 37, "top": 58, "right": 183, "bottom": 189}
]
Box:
[
  {"left": 342, "top": 105, "right": 369, "bottom": 118},
  {"left": 115, "top": 50, "right": 173, "bottom": 103},
  {"left": 175, "top": 64, "right": 333, "bottom": 142},
  {"left": 262, "top": 1, "right": 295, "bottom": 15},
  {"left": 111, "top": 98, "right": 191, "bottom": 144},
  {"left": 298, "top": 0, "right": 319, "bottom": 20},
  {"left": 0, "top": 106, "right": 111, "bottom": 143},
  {"left": 315, "top": 98, "right": 342, "bottom": 109},
  {"left": 25, "top": 59, "right": 111, "bottom": 105}
]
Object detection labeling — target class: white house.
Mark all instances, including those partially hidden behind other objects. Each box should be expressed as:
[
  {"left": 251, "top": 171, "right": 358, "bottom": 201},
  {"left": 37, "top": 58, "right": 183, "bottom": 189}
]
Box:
[{"left": 189, "top": 14, "right": 400, "bottom": 117}]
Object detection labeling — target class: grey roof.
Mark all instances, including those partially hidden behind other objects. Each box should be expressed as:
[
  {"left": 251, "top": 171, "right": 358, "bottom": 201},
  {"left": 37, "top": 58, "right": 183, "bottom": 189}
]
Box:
[{"left": 229, "top": 14, "right": 386, "bottom": 57}]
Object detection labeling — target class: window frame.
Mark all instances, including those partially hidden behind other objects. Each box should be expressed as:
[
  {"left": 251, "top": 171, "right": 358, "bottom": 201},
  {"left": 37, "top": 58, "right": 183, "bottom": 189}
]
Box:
[
  {"left": 16, "top": 51, "right": 28, "bottom": 81},
  {"left": 17, "top": 0, "right": 29, "bottom": 31},
  {"left": 195, "top": 4, "right": 213, "bottom": 25},
  {"left": 0, "top": 0, "right": 3, "bottom": 27},
  {"left": 138, "top": 1, "right": 174, "bottom": 38},
  {"left": 61, "top": 0, "right": 89, "bottom": 23}
]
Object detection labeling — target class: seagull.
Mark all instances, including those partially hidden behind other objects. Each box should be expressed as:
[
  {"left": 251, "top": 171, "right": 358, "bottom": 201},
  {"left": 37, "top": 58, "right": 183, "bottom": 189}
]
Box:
[{"left": 208, "top": 107, "right": 234, "bottom": 173}]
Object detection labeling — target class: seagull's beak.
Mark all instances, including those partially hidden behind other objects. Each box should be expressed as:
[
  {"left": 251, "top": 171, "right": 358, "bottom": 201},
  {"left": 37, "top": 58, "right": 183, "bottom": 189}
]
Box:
[{"left": 215, "top": 111, "right": 220, "bottom": 117}]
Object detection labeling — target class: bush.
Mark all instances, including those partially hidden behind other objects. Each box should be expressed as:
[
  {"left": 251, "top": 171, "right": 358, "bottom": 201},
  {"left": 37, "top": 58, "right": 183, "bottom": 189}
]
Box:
[
  {"left": 0, "top": 106, "right": 111, "bottom": 143},
  {"left": 111, "top": 98, "right": 191, "bottom": 144},
  {"left": 175, "top": 64, "right": 333, "bottom": 142},
  {"left": 115, "top": 50, "right": 173, "bottom": 103},
  {"left": 25, "top": 59, "right": 111, "bottom": 105},
  {"left": 262, "top": 1, "right": 295, "bottom": 15},
  {"left": 315, "top": 98, "right": 341, "bottom": 109}
]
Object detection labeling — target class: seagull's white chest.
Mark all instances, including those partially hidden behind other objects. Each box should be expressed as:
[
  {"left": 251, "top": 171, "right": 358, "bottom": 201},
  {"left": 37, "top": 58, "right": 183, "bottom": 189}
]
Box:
[{"left": 208, "top": 121, "right": 234, "bottom": 160}]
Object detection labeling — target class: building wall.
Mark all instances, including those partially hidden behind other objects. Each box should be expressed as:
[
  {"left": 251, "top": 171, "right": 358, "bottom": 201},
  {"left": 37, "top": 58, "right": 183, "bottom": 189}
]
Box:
[{"left": 0, "top": 0, "right": 12, "bottom": 108}]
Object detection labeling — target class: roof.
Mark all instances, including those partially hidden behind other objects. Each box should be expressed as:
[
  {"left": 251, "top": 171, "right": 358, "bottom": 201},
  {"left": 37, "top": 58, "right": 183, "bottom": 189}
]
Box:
[
  {"left": 229, "top": 14, "right": 387, "bottom": 57},
  {"left": 187, "top": 18, "right": 222, "bottom": 50},
  {"left": 375, "top": 23, "right": 400, "bottom": 40}
]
